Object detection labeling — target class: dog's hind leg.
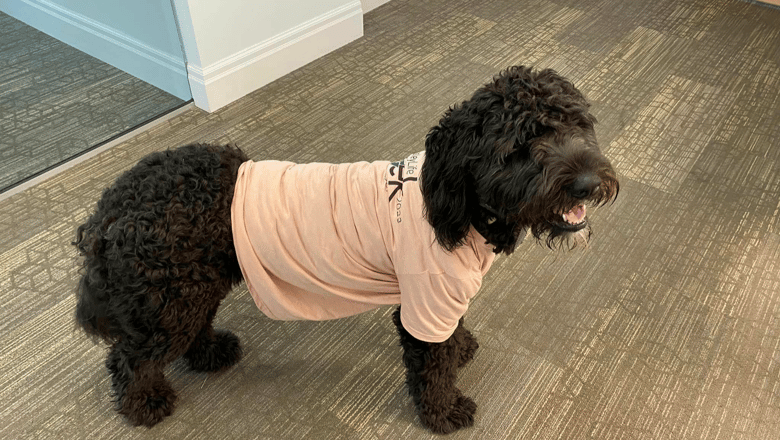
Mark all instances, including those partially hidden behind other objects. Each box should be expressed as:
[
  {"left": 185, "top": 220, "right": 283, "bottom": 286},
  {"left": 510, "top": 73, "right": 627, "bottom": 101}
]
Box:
[
  {"left": 392, "top": 307, "right": 477, "bottom": 434},
  {"left": 107, "top": 341, "right": 177, "bottom": 427},
  {"left": 106, "top": 300, "right": 232, "bottom": 426},
  {"left": 105, "top": 283, "right": 230, "bottom": 427},
  {"left": 183, "top": 301, "right": 242, "bottom": 372}
]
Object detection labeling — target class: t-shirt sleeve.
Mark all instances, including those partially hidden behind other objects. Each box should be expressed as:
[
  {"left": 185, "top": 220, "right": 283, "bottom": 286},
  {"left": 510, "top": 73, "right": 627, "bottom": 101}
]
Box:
[{"left": 398, "top": 271, "right": 482, "bottom": 343}]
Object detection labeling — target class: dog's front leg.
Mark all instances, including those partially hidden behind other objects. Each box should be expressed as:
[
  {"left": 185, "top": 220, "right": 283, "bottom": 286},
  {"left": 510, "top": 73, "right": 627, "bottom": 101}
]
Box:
[{"left": 392, "top": 307, "right": 477, "bottom": 434}]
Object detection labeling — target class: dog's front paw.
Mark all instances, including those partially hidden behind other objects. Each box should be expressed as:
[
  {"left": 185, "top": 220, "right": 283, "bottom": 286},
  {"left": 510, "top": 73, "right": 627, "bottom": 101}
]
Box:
[
  {"left": 420, "top": 393, "right": 477, "bottom": 434},
  {"left": 185, "top": 330, "right": 242, "bottom": 372},
  {"left": 119, "top": 380, "right": 176, "bottom": 427}
]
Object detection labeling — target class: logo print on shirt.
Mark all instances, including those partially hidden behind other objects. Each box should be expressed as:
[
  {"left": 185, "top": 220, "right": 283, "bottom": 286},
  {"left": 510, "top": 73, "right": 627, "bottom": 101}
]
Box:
[{"left": 387, "top": 160, "right": 418, "bottom": 202}]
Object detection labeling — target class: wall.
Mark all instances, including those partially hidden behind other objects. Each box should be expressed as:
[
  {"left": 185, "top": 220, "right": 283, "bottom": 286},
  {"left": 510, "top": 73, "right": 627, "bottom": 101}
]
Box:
[
  {"left": 2, "top": 0, "right": 369, "bottom": 111},
  {"left": 174, "top": 0, "right": 364, "bottom": 111},
  {"left": 1, "top": 0, "right": 192, "bottom": 100}
]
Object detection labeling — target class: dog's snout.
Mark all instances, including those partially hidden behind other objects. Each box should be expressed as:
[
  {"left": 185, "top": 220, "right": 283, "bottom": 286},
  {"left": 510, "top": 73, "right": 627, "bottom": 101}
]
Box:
[{"left": 567, "top": 173, "right": 601, "bottom": 199}]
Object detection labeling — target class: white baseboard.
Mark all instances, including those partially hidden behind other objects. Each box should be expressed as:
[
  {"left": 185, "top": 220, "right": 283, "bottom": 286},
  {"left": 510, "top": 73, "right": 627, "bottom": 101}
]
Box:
[
  {"left": 2, "top": 0, "right": 192, "bottom": 100},
  {"left": 186, "top": 1, "right": 364, "bottom": 112}
]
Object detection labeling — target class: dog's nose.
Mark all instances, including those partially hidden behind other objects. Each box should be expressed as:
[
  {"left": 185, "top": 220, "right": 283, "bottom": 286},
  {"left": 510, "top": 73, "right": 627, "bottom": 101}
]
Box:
[{"left": 567, "top": 173, "right": 601, "bottom": 199}]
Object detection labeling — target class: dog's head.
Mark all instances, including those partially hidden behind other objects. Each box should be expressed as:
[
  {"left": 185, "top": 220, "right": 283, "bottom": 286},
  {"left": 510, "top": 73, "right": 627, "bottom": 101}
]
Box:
[{"left": 420, "top": 66, "right": 619, "bottom": 254}]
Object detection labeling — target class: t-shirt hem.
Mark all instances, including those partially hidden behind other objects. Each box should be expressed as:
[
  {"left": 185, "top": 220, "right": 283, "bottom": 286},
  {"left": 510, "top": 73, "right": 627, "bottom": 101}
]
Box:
[{"left": 401, "top": 316, "right": 456, "bottom": 343}]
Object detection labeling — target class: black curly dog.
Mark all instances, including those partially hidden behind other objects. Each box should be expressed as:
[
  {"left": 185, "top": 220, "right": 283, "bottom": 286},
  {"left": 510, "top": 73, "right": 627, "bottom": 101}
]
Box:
[{"left": 74, "top": 66, "right": 619, "bottom": 434}]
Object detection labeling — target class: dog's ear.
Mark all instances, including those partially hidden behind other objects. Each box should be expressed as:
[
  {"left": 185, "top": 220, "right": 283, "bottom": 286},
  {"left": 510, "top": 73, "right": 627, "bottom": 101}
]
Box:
[{"left": 420, "top": 107, "right": 478, "bottom": 252}]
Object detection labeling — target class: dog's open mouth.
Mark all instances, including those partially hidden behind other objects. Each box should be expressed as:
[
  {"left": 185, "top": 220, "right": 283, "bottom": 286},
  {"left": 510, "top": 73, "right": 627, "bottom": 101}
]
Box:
[{"left": 557, "top": 204, "right": 588, "bottom": 230}]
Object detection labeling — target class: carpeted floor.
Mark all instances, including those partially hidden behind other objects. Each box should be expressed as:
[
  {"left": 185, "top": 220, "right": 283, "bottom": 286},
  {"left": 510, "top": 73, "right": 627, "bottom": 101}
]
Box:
[
  {"left": 2, "top": 0, "right": 780, "bottom": 438},
  {"left": 0, "top": 11, "right": 186, "bottom": 193}
]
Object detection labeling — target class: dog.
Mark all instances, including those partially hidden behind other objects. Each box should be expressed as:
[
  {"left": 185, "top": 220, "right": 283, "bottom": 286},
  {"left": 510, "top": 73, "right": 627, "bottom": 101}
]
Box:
[{"left": 74, "top": 66, "right": 619, "bottom": 434}]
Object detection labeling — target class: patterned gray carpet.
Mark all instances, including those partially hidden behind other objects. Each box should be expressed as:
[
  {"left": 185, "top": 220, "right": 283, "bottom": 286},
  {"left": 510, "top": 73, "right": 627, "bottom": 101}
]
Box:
[
  {"left": 0, "top": 11, "right": 186, "bottom": 193},
  {"left": 2, "top": 0, "right": 780, "bottom": 438}
]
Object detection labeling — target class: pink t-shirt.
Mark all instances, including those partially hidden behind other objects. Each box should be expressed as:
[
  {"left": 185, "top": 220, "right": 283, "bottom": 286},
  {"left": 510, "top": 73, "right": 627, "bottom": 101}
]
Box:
[{"left": 231, "top": 152, "right": 495, "bottom": 342}]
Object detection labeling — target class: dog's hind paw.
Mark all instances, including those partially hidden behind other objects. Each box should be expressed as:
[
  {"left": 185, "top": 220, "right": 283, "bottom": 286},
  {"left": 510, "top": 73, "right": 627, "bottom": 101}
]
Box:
[
  {"left": 420, "top": 394, "right": 477, "bottom": 434},
  {"left": 120, "top": 380, "right": 176, "bottom": 427},
  {"left": 185, "top": 330, "right": 243, "bottom": 372}
]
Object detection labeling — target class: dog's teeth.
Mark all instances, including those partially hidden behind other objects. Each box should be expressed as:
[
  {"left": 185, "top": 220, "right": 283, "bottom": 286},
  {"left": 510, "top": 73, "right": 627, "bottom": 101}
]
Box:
[{"left": 562, "top": 214, "right": 568, "bottom": 222}]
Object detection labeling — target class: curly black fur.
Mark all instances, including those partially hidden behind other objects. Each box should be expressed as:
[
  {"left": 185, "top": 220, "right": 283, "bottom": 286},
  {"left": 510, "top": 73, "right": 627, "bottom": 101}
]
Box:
[
  {"left": 421, "top": 66, "right": 619, "bottom": 253},
  {"left": 392, "top": 307, "right": 479, "bottom": 434},
  {"left": 74, "top": 144, "right": 248, "bottom": 427},
  {"left": 74, "top": 66, "right": 618, "bottom": 433}
]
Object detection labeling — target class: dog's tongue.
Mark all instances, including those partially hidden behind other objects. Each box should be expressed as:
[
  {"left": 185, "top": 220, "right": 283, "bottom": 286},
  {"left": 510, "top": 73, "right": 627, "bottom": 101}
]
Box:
[{"left": 563, "top": 205, "right": 586, "bottom": 224}]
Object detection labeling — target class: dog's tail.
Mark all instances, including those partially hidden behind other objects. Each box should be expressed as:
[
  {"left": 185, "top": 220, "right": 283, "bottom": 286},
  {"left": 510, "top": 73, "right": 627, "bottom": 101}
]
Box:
[{"left": 73, "top": 217, "right": 121, "bottom": 343}]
